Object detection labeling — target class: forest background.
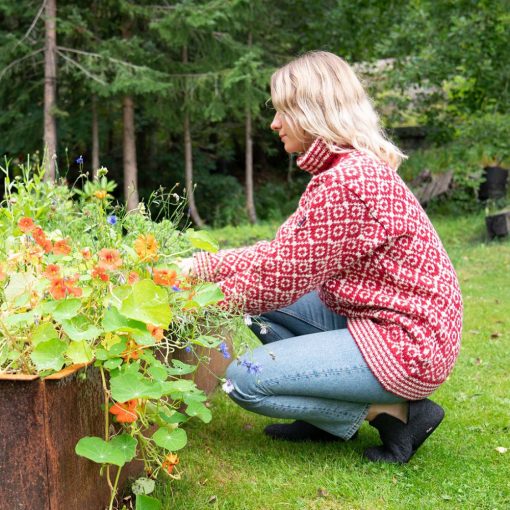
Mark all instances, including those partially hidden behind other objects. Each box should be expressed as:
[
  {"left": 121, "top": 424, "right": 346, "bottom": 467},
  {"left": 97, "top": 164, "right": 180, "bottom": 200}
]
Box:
[{"left": 0, "top": 0, "right": 509, "bottom": 227}]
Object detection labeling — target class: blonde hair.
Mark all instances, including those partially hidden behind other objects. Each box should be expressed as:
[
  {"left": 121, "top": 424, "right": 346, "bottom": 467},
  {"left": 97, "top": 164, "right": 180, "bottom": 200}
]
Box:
[{"left": 271, "top": 51, "right": 406, "bottom": 170}]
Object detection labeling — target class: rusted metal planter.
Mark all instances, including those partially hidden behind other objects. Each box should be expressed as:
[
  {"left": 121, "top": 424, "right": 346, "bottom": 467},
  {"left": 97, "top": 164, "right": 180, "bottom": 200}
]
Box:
[
  {"left": 0, "top": 364, "right": 139, "bottom": 510},
  {"left": 172, "top": 337, "right": 233, "bottom": 394},
  {"left": 0, "top": 340, "right": 232, "bottom": 510}
]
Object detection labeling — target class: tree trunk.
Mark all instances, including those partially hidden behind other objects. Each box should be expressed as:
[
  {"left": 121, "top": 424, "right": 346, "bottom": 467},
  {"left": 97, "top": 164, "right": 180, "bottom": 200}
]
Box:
[
  {"left": 184, "top": 110, "right": 205, "bottom": 228},
  {"left": 245, "top": 31, "right": 257, "bottom": 224},
  {"left": 245, "top": 104, "right": 257, "bottom": 223},
  {"left": 123, "top": 95, "right": 139, "bottom": 211},
  {"left": 183, "top": 45, "right": 204, "bottom": 227},
  {"left": 43, "top": 0, "right": 57, "bottom": 181},
  {"left": 91, "top": 95, "right": 99, "bottom": 177},
  {"left": 287, "top": 153, "right": 294, "bottom": 183}
]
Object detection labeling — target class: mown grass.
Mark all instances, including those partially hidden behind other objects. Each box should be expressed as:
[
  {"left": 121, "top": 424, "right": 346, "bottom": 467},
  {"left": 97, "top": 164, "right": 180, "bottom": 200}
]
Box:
[{"left": 160, "top": 212, "right": 510, "bottom": 510}]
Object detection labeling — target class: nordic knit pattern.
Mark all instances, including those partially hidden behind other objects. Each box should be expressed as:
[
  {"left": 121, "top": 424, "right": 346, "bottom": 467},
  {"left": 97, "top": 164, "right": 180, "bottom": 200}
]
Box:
[{"left": 193, "top": 138, "right": 463, "bottom": 400}]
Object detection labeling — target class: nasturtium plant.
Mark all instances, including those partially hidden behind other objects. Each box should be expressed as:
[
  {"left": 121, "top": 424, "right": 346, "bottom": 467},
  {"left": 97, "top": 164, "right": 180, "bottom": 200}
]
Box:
[{"left": 0, "top": 162, "right": 247, "bottom": 510}]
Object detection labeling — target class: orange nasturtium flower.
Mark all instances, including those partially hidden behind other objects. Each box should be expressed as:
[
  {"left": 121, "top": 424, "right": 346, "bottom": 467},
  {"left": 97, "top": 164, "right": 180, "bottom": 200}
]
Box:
[
  {"left": 122, "top": 339, "right": 142, "bottom": 362},
  {"left": 43, "top": 264, "right": 61, "bottom": 280},
  {"left": 94, "top": 189, "right": 108, "bottom": 200},
  {"left": 43, "top": 240, "right": 53, "bottom": 254},
  {"left": 91, "top": 265, "right": 109, "bottom": 282},
  {"left": 32, "top": 227, "right": 47, "bottom": 244},
  {"left": 48, "top": 276, "right": 82, "bottom": 300},
  {"left": 81, "top": 247, "right": 92, "bottom": 260},
  {"left": 98, "top": 248, "right": 123, "bottom": 270},
  {"left": 153, "top": 268, "right": 177, "bottom": 287},
  {"left": 0, "top": 264, "right": 6, "bottom": 281},
  {"left": 162, "top": 453, "right": 179, "bottom": 474},
  {"left": 134, "top": 234, "right": 159, "bottom": 262},
  {"left": 53, "top": 239, "right": 72, "bottom": 256},
  {"left": 18, "top": 217, "right": 35, "bottom": 233},
  {"left": 109, "top": 399, "right": 138, "bottom": 423},
  {"left": 128, "top": 271, "right": 140, "bottom": 285},
  {"left": 147, "top": 323, "right": 164, "bottom": 342}
]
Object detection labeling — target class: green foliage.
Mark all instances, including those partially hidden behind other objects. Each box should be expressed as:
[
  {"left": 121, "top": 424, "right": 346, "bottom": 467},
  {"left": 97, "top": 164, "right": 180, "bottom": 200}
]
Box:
[
  {"left": 75, "top": 434, "right": 137, "bottom": 467},
  {"left": 0, "top": 163, "right": 248, "bottom": 509},
  {"left": 377, "top": 0, "right": 510, "bottom": 132},
  {"left": 255, "top": 177, "right": 308, "bottom": 222},
  {"left": 455, "top": 113, "right": 510, "bottom": 167}
]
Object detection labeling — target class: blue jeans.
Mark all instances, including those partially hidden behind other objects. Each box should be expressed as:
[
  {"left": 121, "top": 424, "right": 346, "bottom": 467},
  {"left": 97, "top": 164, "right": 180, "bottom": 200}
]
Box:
[{"left": 226, "top": 291, "right": 404, "bottom": 440}]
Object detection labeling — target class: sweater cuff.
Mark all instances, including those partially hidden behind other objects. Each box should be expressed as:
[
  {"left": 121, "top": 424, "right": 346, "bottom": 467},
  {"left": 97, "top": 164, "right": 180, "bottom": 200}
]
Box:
[{"left": 192, "top": 251, "right": 214, "bottom": 280}]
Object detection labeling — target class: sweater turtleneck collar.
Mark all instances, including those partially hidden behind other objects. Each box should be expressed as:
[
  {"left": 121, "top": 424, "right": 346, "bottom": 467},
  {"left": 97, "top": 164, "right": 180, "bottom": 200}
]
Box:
[{"left": 296, "top": 138, "right": 352, "bottom": 176}]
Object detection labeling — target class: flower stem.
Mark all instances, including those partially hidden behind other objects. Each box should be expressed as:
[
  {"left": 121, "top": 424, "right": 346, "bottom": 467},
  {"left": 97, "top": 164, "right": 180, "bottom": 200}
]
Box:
[
  {"left": 99, "top": 366, "right": 113, "bottom": 491},
  {"left": 108, "top": 465, "right": 122, "bottom": 510}
]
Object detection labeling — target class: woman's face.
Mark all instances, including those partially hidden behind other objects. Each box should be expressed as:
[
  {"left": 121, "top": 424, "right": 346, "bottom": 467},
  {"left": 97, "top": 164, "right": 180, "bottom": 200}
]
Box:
[{"left": 270, "top": 112, "right": 313, "bottom": 154}]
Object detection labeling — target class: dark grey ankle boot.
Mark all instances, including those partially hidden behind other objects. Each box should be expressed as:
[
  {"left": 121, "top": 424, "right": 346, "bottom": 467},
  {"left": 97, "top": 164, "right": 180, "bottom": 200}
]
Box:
[
  {"left": 363, "top": 399, "right": 445, "bottom": 463},
  {"left": 264, "top": 420, "right": 357, "bottom": 442}
]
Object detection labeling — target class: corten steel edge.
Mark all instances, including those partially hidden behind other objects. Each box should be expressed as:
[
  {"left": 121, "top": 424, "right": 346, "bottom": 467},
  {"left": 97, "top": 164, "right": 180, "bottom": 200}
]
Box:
[{"left": 0, "top": 364, "right": 140, "bottom": 510}]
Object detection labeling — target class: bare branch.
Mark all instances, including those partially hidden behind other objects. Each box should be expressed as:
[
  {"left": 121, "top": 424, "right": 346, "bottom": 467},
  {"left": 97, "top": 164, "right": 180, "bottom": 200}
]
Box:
[
  {"left": 15, "top": 0, "right": 47, "bottom": 49},
  {"left": 57, "top": 50, "right": 107, "bottom": 85},
  {"left": 57, "top": 46, "right": 229, "bottom": 80},
  {"left": 0, "top": 48, "right": 44, "bottom": 81}
]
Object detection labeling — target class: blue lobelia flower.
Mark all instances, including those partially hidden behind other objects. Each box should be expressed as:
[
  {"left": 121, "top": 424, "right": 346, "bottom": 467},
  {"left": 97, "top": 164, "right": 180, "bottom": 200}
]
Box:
[
  {"left": 107, "top": 215, "right": 117, "bottom": 225},
  {"left": 76, "top": 155, "right": 84, "bottom": 164},
  {"left": 241, "top": 358, "right": 262, "bottom": 374},
  {"left": 219, "top": 342, "right": 230, "bottom": 359},
  {"left": 171, "top": 285, "right": 181, "bottom": 292},
  {"left": 185, "top": 345, "right": 192, "bottom": 353}
]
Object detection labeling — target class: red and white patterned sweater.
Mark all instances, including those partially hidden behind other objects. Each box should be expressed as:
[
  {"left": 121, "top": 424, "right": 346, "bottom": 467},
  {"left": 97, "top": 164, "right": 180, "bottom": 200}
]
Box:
[{"left": 193, "top": 138, "right": 463, "bottom": 400}]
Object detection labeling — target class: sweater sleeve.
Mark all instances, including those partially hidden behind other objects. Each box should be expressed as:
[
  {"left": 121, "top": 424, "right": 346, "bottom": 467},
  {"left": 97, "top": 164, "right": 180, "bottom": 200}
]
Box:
[
  {"left": 192, "top": 241, "right": 272, "bottom": 283},
  {"left": 196, "top": 177, "right": 389, "bottom": 314}
]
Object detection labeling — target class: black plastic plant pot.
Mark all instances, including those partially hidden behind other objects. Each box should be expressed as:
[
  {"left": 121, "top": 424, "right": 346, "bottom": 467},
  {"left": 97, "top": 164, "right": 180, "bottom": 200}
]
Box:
[
  {"left": 478, "top": 166, "right": 509, "bottom": 201},
  {"left": 486, "top": 211, "right": 510, "bottom": 239}
]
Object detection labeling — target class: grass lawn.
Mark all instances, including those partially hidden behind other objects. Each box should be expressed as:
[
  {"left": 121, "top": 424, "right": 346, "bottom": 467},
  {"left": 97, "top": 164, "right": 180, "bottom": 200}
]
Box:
[{"left": 159, "top": 212, "right": 510, "bottom": 510}]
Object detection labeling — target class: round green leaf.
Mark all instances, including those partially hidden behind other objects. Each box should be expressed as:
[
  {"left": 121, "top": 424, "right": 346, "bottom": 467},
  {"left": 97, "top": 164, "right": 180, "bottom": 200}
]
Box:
[
  {"left": 136, "top": 494, "right": 162, "bottom": 510},
  {"left": 30, "top": 338, "right": 67, "bottom": 372},
  {"left": 185, "top": 229, "right": 219, "bottom": 253},
  {"left": 110, "top": 372, "right": 164, "bottom": 402},
  {"left": 152, "top": 427, "right": 187, "bottom": 451},
  {"left": 192, "top": 284, "right": 224, "bottom": 307},
  {"left": 61, "top": 315, "right": 102, "bottom": 341},
  {"left": 52, "top": 299, "right": 82, "bottom": 322},
  {"left": 119, "top": 280, "right": 172, "bottom": 328},
  {"left": 132, "top": 477, "right": 156, "bottom": 496},
  {"left": 110, "top": 433, "right": 138, "bottom": 463},
  {"left": 31, "top": 323, "right": 59, "bottom": 347},
  {"left": 65, "top": 340, "right": 94, "bottom": 364},
  {"left": 75, "top": 436, "right": 126, "bottom": 466},
  {"left": 185, "top": 401, "right": 212, "bottom": 423}
]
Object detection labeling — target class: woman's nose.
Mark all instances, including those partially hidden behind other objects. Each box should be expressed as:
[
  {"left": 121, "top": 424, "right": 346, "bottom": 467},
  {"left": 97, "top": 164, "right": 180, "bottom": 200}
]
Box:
[{"left": 270, "top": 112, "right": 281, "bottom": 131}]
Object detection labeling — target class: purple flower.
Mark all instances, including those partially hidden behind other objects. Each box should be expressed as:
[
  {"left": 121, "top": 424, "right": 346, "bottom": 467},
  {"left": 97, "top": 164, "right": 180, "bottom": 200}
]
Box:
[
  {"left": 172, "top": 285, "right": 181, "bottom": 292},
  {"left": 185, "top": 345, "right": 192, "bottom": 353},
  {"left": 241, "top": 358, "right": 262, "bottom": 374},
  {"left": 219, "top": 342, "right": 230, "bottom": 359},
  {"left": 107, "top": 215, "right": 117, "bottom": 225},
  {"left": 76, "top": 155, "right": 84, "bottom": 165}
]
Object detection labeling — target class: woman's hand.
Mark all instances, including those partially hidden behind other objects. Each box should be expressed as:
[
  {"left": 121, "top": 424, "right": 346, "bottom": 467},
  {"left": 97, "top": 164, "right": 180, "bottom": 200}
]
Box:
[{"left": 178, "top": 256, "right": 194, "bottom": 277}]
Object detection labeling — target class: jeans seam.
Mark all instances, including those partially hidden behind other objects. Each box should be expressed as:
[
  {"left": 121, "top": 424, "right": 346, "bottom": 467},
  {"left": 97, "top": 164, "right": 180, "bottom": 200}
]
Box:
[
  {"left": 261, "top": 366, "right": 370, "bottom": 388},
  {"left": 270, "top": 309, "right": 327, "bottom": 332}
]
